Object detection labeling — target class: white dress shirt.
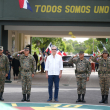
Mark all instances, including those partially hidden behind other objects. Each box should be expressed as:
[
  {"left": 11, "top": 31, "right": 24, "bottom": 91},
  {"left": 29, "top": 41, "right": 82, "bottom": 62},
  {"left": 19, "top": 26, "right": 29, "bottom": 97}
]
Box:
[{"left": 45, "top": 54, "right": 63, "bottom": 75}]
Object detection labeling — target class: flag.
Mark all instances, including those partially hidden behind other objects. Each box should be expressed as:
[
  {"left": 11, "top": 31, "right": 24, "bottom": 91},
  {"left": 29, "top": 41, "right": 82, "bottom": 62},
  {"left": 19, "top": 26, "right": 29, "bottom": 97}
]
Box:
[
  {"left": 19, "top": 0, "right": 33, "bottom": 12},
  {"left": 93, "top": 51, "right": 95, "bottom": 56},
  {"left": 100, "top": 41, "right": 107, "bottom": 50},
  {"left": 63, "top": 52, "right": 67, "bottom": 56},
  {"left": 56, "top": 48, "right": 62, "bottom": 56},
  {"left": 61, "top": 51, "right": 67, "bottom": 56},
  {"left": 57, "top": 51, "right": 62, "bottom": 56},
  {"left": 106, "top": 38, "right": 108, "bottom": 43},
  {"left": 45, "top": 43, "right": 52, "bottom": 54},
  {"left": 97, "top": 46, "right": 100, "bottom": 54}
]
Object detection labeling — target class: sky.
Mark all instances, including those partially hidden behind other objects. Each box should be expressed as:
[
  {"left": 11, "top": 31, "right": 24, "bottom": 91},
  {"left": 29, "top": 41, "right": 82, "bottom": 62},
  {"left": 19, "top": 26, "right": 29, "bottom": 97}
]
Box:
[{"left": 64, "top": 37, "right": 89, "bottom": 43}]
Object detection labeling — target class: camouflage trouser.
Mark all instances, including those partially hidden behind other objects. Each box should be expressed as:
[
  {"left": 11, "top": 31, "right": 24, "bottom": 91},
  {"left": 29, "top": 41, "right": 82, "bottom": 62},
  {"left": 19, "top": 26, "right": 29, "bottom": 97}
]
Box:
[
  {"left": 99, "top": 76, "right": 109, "bottom": 95},
  {"left": 76, "top": 77, "right": 86, "bottom": 94},
  {"left": 21, "top": 75, "right": 32, "bottom": 94},
  {"left": 0, "top": 72, "right": 5, "bottom": 92}
]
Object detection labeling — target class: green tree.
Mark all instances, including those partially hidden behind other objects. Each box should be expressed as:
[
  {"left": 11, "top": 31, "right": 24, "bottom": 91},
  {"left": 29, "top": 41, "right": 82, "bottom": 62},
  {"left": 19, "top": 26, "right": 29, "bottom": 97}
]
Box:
[
  {"left": 72, "top": 40, "right": 79, "bottom": 47},
  {"left": 74, "top": 42, "right": 86, "bottom": 54},
  {"left": 65, "top": 40, "right": 86, "bottom": 54},
  {"left": 105, "top": 43, "right": 110, "bottom": 53},
  {"left": 66, "top": 43, "right": 74, "bottom": 54},
  {"left": 31, "top": 44, "right": 39, "bottom": 55},
  {"left": 84, "top": 38, "right": 100, "bottom": 54},
  {"left": 96, "top": 38, "right": 106, "bottom": 43},
  {"left": 32, "top": 37, "right": 66, "bottom": 52},
  {"left": 96, "top": 38, "right": 110, "bottom": 53},
  {"left": 52, "top": 38, "right": 66, "bottom": 51}
]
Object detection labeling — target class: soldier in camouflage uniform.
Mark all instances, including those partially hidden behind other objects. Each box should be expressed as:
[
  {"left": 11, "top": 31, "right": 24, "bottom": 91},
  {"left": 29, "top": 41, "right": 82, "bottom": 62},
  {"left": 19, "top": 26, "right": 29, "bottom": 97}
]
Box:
[
  {"left": 69, "top": 51, "right": 91, "bottom": 103},
  {"left": 13, "top": 47, "right": 36, "bottom": 102},
  {"left": 91, "top": 50, "right": 110, "bottom": 104},
  {"left": 0, "top": 46, "right": 9, "bottom": 101}
]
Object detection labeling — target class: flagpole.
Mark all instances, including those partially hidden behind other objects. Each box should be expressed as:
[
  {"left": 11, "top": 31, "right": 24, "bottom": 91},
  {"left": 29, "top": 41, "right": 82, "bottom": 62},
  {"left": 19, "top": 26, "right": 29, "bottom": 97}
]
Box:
[{"left": 93, "top": 38, "right": 94, "bottom": 54}]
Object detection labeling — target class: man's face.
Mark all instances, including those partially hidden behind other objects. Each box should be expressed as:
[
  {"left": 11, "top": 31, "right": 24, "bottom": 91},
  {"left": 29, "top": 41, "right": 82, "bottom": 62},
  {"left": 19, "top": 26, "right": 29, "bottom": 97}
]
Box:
[
  {"left": 24, "top": 49, "right": 29, "bottom": 55},
  {"left": 79, "top": 53, "right": 84, "bottom": 58},
  {"left": 6, "top": 51, "right": 8, "bottom": 54},
  {"left": 0, "top": 50, "right": 3, "bottom": 54},
  {"left": 103, "top": 53, "right": 108, "bottom": 58},
  {"left": 51, "top": 47, "right": 57, "bottom": 55}
]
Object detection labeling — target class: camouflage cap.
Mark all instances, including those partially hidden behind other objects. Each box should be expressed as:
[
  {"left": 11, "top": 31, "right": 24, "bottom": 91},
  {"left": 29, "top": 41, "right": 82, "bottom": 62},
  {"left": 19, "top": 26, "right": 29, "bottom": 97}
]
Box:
[
  {"left": 0, "top": 46, "right": 3, "bottom": 50},
  {"left": 102, "top": 50, "right": 108, "bottom": 54},
  {"left": 24, "top": 47, "right": 29, "bottom": 50},
  {"left": 79, "top": 51, "right": 84, "bottom": 54}
]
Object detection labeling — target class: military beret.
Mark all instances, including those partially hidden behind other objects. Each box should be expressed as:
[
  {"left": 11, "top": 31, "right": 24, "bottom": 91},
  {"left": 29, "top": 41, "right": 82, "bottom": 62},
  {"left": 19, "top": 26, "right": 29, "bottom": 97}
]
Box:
[
  {"left": 24, "top": 47, "right": 29, "bottom": 50},
  {"left": 102, "top": 50, "right": 108, "bottom": 54},
  {"left": 0, "top": 46, "right": 3, "bottom": 50},
  {"left": 79, "top": 51, "right": 84, "bottom": 54}
]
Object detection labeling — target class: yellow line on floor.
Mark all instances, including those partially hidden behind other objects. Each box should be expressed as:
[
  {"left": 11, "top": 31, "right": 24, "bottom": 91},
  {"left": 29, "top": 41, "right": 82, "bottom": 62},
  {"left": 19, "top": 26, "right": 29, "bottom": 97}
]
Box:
[
  {"left": 63, "top": 105, "right": 71, "bottom": 107},
  {"left": 11, "top": 103, "right": 17, "bottom": 107},
  {"left": 74, "top": 105, "right": 82, "bottom": 108}
]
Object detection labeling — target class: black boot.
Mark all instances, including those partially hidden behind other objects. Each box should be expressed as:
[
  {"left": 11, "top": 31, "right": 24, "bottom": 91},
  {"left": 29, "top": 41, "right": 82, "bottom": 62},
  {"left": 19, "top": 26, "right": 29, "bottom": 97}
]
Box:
[
  {"left": 21, "top": 94, "right": 26, "bottom": 102},
  {"left": 76, "top": 94, "right": 81, "bottom": 102},
  {"left": 82, "top": 94, "right": 86, "bottom": 103},
  {"left": 104, "top": 95, "right": 108, "bottom": 104},
  {"left": 99, "top": 95, "right": 105, "bottom": 103},
  {"left": 27, "top": 94, "right": 30, "bottom": 102},
  {"left": 0, "top": 92, "right": 4, "bottom": 101}
]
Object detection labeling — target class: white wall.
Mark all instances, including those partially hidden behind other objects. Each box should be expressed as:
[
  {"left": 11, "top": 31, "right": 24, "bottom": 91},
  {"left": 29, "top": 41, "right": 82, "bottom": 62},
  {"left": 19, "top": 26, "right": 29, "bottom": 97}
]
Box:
[
  {"left": 8, "top": 30, "right": 12, "bottom": 53},
  {"left": 8, "top": 31, "right": 31, "bottom": 54},
  {"left": 24, "top": 35, "right": 30, "bottom": 47}
]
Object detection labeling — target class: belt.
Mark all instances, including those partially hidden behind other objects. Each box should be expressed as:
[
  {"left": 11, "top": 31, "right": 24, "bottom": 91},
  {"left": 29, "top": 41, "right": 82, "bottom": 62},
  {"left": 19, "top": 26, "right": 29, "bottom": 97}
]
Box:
[
  {"left": 24, "top": 69, "right": 31, "bottom": 72},
  {"left": 78, "top": 72, "right": 85, "bottom": 74}
]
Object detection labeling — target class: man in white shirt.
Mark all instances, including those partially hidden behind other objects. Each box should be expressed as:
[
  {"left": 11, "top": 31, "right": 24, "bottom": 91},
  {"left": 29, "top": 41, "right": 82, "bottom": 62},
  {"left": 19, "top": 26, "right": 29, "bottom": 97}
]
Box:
[{"left": 45, "top": 45, "right": 63, "bottom": 102}]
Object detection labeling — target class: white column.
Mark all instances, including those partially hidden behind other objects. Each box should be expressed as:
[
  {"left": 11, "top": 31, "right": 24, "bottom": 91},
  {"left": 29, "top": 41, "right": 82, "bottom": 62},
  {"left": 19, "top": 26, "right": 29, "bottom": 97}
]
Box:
[
  {"left": 21, "top": 33, "right": 24, "bottom": 50},
  {"left": 24, "top": 35, "right": 31, "bottom": 47},
  {"left": 17, "top": 32, "right": 19, "bottom": 51},
  {"left": 8, "top": 30, "right": 12, "bottom": 53},
  {"left": 15, "top": 31, "right": 18, "bottom": 52}
]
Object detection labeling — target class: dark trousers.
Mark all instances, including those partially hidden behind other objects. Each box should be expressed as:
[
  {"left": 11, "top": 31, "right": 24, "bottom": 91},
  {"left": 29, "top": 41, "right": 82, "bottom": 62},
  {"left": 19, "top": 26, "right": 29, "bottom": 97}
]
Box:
[
  {"left": 13, "top": 70, "right": 19, "bottom": 77},
  {"left": 48, "top": 75, "right": 59, "bottom": 100},
  {"left": 38, "top": 65, "right": 40, "bottom": 71},
  {"left": 95, "top": 64, "right": 99, "bottom": 71},
  {"left": 36, "top": 62, "right": 37, "bottom": 70}
]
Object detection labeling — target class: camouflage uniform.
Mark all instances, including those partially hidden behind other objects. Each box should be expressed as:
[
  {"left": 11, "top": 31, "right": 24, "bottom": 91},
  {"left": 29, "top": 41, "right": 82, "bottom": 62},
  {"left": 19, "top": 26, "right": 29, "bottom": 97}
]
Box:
[
  {"left": 0, "top": 54, "right": 9, "bottom": 92},
  {"left": 0, "top": 46, "right": 9, "bottom": 101},
  {"left": 91, "top": 50, "right": 110, "bottom": 104},
  {"left": 69, "top": 57, "right": 91, "bottom": 94},
  {"left": 13, "top": 50, "right": 36, "bottom": 95},
  {"left": 92, "top": 55, "right": 110, "bottom": 95}
]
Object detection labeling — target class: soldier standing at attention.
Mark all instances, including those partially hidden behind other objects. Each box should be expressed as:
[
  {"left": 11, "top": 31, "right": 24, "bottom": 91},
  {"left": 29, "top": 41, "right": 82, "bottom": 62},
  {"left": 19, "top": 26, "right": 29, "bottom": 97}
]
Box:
[
  {"left": 13, "top": 47, "right": 36, "bottom": 102},
  {"left": 69, "top": 51, "right": 91, "bottom": 103},
  {"left": 91, "top": 50, "right": 110, "bottom": 104},
  {"left": 0, "top": 46, "right": 9, "bottom": 101}
]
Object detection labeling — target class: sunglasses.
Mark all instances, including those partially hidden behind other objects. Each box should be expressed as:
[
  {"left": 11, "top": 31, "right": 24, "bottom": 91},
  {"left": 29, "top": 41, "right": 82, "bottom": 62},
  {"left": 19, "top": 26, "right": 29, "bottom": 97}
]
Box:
[
  {"left": 52, "top": 49, "right": 56, "bottom": 50},
  {"left": 24, "top": 50, "right": 29, "bottom": 51},
  {"left": 0, "top": 50, "right": 2, "bottom": 51}
]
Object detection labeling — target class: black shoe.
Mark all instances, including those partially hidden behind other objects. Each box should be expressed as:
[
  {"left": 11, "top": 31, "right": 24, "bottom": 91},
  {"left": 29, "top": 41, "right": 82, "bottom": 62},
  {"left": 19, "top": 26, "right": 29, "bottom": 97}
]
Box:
[
  {"left": 104, "top": 95, "right": 108, "bottom": 104},
  {"left": 47, "top": 99, "right": 52, "bottom": 102},
  {"left": 27, "top": 94, "right": 30, "bottom": 102},
  {"left": 76, "top": 94, "right": 81, "bottom": 102},
  {"left": 54, "top": 99, "right": 59, "bottom": 102},
  {"left": 99, "top": 95, "right": 105, "bottom": 103},
  {"left": 0, "top": 92, "right": 4, "bottom": 101},
  {"left": 82, "top": 94, "right": 86, "bottom": 103},
  {"left": 21, "top": 94, "right": 26, "bottom": 102}
]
